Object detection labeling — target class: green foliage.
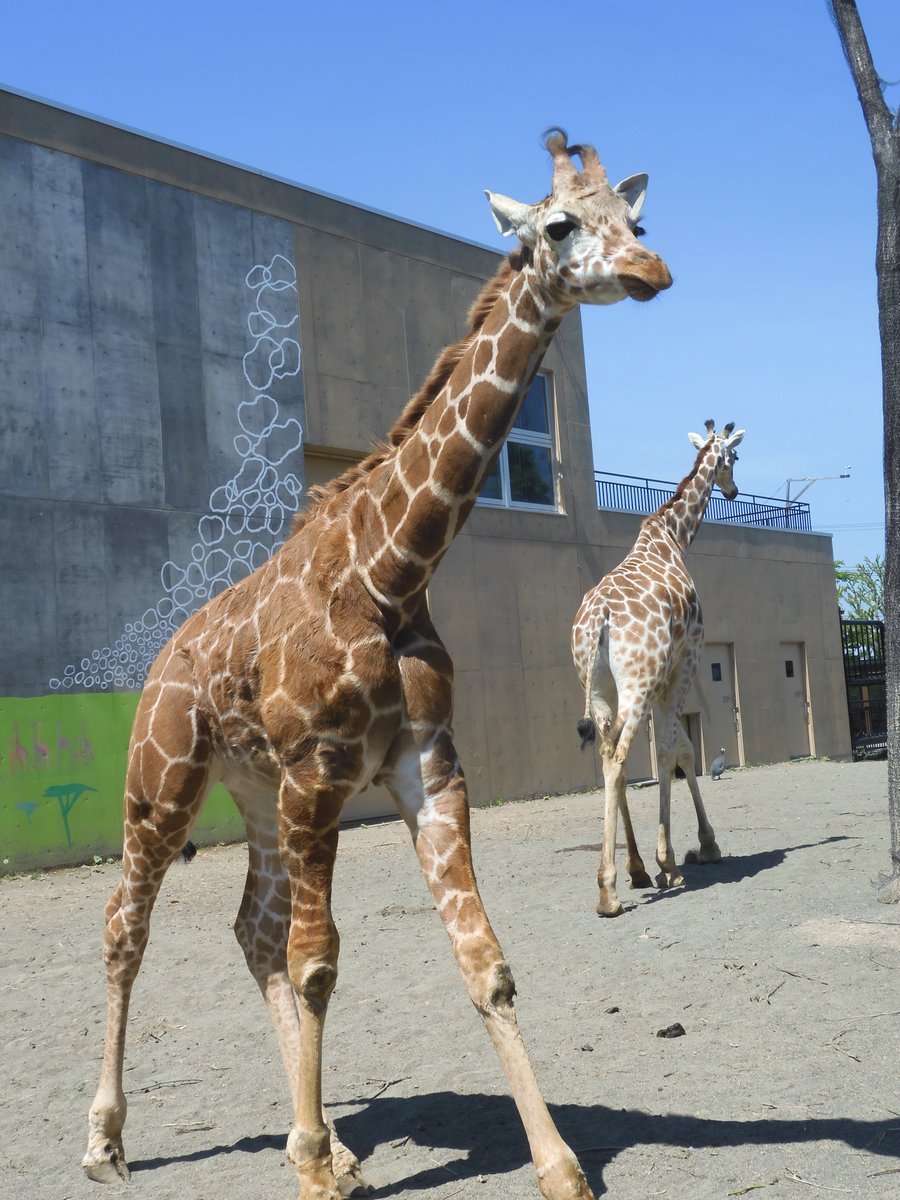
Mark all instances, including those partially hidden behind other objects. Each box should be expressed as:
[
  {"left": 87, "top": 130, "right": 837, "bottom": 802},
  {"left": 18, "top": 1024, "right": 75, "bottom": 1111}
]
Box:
[{"left": 835, "top": 554, "right": 884, "bottom": 620}]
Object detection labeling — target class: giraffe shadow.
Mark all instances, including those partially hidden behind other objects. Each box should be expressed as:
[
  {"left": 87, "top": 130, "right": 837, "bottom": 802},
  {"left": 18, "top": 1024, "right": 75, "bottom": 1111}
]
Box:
[
  {"left": 638, "top": 834, "right": 854, "bottom": 904},
  {"left": 560, "top": 836, "right": 853, "bottom": 906},
  {"left": 128, "top": 1132, "right": 285, "bottom": 1173},
  {"left": 129, "top": 1091, "right": 899, "bottom": 1196}
]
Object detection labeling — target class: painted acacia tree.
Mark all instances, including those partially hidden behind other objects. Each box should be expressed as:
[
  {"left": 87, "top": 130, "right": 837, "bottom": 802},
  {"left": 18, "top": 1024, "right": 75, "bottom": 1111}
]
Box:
[{"left": 829, "top": 0, "right": 900, "bottom": 902}]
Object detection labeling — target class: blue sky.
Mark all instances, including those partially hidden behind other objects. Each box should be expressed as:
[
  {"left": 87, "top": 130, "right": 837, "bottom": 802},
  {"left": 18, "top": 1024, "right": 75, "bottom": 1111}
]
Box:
[{"left": 3, "top": 0, "right": 897, "bottom": 567}]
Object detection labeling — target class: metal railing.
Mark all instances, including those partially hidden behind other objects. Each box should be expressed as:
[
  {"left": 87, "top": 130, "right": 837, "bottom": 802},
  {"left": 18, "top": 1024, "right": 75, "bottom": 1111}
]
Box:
[{"left": 594, "top": 471, "right": 813, "bottom": 532}]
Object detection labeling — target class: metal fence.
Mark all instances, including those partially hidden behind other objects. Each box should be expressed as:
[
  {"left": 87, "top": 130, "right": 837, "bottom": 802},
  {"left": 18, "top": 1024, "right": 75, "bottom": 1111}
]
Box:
[
  {"left": 595, "top": 471, "right": 813, "bottom": 532},
  {"left": 840, "top": 619, "right": 887, "bottom": 759}
]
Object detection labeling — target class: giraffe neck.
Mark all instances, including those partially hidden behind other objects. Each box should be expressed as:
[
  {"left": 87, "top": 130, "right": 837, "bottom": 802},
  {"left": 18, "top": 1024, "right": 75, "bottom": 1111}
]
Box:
[
  {"left": 360, "top": 261, "right": 564, "bottom": 612},
  {"left": 659, "top": 451, "right": 718, "bottom": 551}
]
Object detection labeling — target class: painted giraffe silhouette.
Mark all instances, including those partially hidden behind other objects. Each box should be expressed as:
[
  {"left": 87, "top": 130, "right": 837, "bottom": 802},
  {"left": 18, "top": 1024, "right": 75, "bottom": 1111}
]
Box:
[
  {"left": 82, "top": 130, "right": 671, "bottom": 1200},
  {"left": 572, "top": 421, "right": 745, "bottom": 916}
]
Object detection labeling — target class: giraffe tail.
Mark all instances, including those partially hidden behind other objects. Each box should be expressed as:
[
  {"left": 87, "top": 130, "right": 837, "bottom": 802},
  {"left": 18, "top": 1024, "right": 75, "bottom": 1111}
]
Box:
[
  {"left": 181, "top": 841, "right": 197, "bottom": 863},
  {"left": 577, "top": 620, "right": 609, "bottom": 749},
  {"left": 576, "top": 717, "right": 596, "bottom": 749}
]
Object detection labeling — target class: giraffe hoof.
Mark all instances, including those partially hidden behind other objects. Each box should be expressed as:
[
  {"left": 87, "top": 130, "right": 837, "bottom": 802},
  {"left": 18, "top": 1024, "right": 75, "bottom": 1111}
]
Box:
[
  {"left": 655, "top": 870, "right": 684, "bottom": 890},
  {"left": 684, "top": 842, "right": 722, "bottom": 865},
  {"left": 629, "top": 870, "right": 653, "bottom": 889},
  {"left": 335, "top": 1157, "right": 372, "bottom": 1197},
  {"left": 596, "top": 896, "right": 623, "bottom": 917},
  {"left": 536, "top": 1151, "right": 596, "bottom": 1199},
  {"left": 329, "top": 1124, "right": 371, "bottom": 1195},
  {"left": 337, "top": 1172, "right": 373, "bottom": 1198},
  {"left": 82, "top": 1140, "right": 131, "bottom": 1184}
]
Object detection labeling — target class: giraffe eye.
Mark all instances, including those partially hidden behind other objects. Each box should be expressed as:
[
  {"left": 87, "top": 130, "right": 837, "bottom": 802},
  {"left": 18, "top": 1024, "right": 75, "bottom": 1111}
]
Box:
[{"left": 546, "top": 217, "right": 577, "bottom": 242}]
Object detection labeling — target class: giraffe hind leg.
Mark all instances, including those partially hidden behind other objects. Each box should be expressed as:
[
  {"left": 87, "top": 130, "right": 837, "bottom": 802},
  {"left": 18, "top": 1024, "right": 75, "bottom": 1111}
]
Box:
[
  {"left": 387, "top": 734, "right": 594, "bottom": 1199},
  {"left": 597, "top": 751, "right": 626, "bottom": 915},
  {"left": 596, "top": 698, "right": 654, "bottom": 911},
  {"left": 83, "top": 652, "right": 214, "bottom": 1184}
]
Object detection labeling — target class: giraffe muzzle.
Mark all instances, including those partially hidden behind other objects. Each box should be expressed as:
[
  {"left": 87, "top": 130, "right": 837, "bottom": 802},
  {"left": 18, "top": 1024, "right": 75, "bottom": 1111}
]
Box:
[{"left": 618, "top": 253, "right": 673, "bottom": 302}]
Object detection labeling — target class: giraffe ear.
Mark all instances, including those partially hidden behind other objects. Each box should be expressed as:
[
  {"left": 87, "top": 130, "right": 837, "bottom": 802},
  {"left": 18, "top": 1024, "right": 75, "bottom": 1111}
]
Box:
[
  {"left": 613, "top": 173, "right": 649, "bottom": 220},
  {"left": 725, "top": 429, "right": 746, "bottom": 449},
  {"left": 486, "top": 191, "right": 538, "bottom": 247},
  {"left": 688, "top": 432, "right": 705, "bottom": 450}
]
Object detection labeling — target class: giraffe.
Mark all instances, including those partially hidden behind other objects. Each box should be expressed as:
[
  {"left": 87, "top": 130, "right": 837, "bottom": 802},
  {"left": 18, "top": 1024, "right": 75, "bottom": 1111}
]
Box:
[
  {"left": 32, "top": 721, "right": 50, "bottom": 769},
  {"left": 571, "top": 421, "right": 745, "bottom": 917},
  {"left": 82, "top": 130, "right": 671, "bottom": 1200},
  {"left": 10, "top": 722, "right": 29, "bottom": 773}
]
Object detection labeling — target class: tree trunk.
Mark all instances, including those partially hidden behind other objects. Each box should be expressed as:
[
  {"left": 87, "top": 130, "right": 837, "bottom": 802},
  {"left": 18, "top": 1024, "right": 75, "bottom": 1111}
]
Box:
[{"left": 829, "top": 0, "right": 900, "bottom": 901}]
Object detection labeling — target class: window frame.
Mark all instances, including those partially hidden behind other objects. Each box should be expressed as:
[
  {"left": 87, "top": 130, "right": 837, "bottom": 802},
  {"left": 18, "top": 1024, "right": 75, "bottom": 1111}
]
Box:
[{"left": 476, "top": 372, "right": 560, "bottom": 513}]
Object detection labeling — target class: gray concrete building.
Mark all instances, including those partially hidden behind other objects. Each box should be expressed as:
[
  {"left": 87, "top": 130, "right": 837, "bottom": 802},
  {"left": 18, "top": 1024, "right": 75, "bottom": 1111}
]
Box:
[{"left": 0, "top": 87, "right": 849, "bottom": 870}]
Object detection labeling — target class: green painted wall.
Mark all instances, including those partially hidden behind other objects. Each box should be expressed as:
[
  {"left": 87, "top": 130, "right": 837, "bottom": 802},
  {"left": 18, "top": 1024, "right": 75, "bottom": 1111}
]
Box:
[{"left": 1, "top": 693, "right": 243, "bottom": 874}]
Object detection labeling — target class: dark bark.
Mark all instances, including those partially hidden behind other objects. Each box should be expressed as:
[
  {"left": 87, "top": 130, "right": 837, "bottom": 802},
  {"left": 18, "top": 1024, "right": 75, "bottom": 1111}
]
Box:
[{"left": 829, "top": 0, "right": 900, "bottom": 900}]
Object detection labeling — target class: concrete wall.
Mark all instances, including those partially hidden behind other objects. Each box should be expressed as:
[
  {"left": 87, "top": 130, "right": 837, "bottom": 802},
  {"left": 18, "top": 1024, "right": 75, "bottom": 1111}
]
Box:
[
  {"left": 0, "top": 92, "right": 306, "bottom": 867},
  {"left": 0, "top": 88, "right": 850, "bottom": 871},
  {"left": 0, "top": 133, "right": 304, "bottom": 695}
]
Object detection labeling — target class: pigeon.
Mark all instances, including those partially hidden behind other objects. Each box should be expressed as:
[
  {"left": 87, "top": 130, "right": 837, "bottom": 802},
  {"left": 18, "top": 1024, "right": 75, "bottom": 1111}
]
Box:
[{"left": 710, "top": 748, "right": 727, "bottom": 780}]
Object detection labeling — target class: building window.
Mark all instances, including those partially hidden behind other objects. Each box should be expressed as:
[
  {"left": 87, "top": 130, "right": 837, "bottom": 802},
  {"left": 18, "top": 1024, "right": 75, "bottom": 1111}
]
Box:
[
  {"left": 785, "top": 660, "right": 795, "bottom": 678},
  {"left": 711, "top": 663, "right": 722, "bottom": 682},
  {"left": 477, "top": 374, "right": 557, "bottom": 511}
]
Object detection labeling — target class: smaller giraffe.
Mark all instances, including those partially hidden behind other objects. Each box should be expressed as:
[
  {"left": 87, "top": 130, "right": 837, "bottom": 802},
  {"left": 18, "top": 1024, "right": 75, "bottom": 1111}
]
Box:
[{"left": 571, "top": 420, "right": 746, "bottom": 916}]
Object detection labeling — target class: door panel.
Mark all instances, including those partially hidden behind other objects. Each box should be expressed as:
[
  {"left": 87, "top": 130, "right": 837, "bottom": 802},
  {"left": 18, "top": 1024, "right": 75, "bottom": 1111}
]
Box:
[
  {"left": 781, "top": 642, "right": 811, "bottom": 757},
  {"left": 699, "top": 642, "right": 742, "bottom": 771}
]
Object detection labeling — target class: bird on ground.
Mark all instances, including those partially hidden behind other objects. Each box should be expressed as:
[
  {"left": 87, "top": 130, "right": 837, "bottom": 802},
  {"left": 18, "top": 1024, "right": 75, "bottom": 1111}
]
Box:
[{"left": 710, "top": 749, "right": 727, "bottom": 780}]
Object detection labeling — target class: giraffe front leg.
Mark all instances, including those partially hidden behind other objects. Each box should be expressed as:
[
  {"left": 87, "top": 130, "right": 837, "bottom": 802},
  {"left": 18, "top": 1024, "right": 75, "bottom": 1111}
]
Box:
[
  {"left": 326, "top": 1119, "right": 370, "bottom": 1198},
  {"left": 237, "top": 933, "right": 367, "bottom": 1196},
  {"left": 280, "top": 769, "right": 348, "bottom": 1200},
  {"left": 617, "top": 790, "right": 652, "bottom": 889},
  {"left": 654, "top": 747, "right": 684, "bottom": 890},
  {"left": 389, "top": 736, "right": 595, "bottom": 1200},
  {"left": 672, "top": 722, "right": 721, "bottom": 866},
  {"left": 232, "top": 797, "right": 370, "bottom": 1197}
]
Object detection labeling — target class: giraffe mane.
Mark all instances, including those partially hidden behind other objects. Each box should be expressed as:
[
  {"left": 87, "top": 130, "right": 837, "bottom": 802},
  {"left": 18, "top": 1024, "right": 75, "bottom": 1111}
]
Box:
[
  {"left": 648, "top": 434, "right": 715, "bottom": 526},
  {"left": 289, "top": 254, "right": 524, "bottom": 536}
]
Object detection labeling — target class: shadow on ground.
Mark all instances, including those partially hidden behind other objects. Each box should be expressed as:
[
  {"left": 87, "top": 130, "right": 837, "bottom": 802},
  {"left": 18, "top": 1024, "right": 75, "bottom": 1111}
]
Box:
[
  {"left": 646, "top": 835, "right": 853, "bottom": 901},
  {"left": 129, "top": 1087, "right": 899, "bottom": 1196},
  {"left": 558, "top": 836, "right": 852, "bottom": 906}
]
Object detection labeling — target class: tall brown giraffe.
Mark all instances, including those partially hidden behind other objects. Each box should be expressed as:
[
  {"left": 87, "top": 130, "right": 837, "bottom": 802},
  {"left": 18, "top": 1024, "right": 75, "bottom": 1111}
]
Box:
[
  {"left": 82, "top": 130, "right": 671, "bottom": 1200},
  {"left": 571, "top": 421, "right": 746, "bottom": 917}
]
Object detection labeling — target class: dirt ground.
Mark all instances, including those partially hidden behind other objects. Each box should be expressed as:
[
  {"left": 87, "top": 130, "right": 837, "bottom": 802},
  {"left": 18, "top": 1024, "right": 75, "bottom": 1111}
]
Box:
[{"left": 2, "top": 758, "right": 898, "bottom": 1200}]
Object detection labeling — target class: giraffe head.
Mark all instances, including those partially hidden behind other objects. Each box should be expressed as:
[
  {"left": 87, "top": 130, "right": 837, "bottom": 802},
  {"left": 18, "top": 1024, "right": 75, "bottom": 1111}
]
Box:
[
  {"left": 688, "top": 420, "right": 746, "bottom": 500},
  {"left": 486, "top": 128, "right": 672, "bottom": 308}
]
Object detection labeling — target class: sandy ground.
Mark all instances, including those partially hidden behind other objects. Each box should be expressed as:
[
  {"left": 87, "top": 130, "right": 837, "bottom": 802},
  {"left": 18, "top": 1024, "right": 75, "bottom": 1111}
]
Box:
[{"left": 1, "top": 758, "right": 898, "bottom": 1200}]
